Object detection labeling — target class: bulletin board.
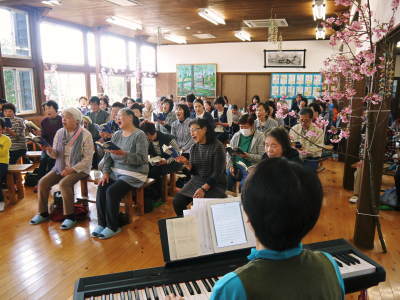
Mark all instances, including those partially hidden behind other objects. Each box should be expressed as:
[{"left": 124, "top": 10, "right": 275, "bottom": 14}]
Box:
[{"left": 270, "top": 73, "right": 322, "bottom": 99}]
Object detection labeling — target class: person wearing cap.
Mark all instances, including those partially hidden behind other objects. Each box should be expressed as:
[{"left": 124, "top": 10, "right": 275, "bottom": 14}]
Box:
[{"left": 29, "top": 107, "right": 94, "bottom": 230}]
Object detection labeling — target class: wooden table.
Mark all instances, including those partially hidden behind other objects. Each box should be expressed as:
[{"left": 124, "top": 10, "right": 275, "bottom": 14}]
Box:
[
  {"left": 6, "top": 164, "right": 33, "bottom": 206},
  {"left": 26, "top": 151, "right": 42, "bottom": 163}
]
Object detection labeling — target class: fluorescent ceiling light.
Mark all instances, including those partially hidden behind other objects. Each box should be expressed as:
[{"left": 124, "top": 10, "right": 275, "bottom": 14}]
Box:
[
  {"left": 104, "top": 0, "right": 140, "bottom": 6},
  {"left": 234, "top": 30, "right": 251, "bottom": 41},
  {"left": 397, "top": 41, "right": 400, "bottom": 48},
  {"left": 106, "top": 16, "right": 142, "bottom": 30},
  {"left": 41, "top": 0, "right": 62, "bottom": 6},
  {"left": 198, "top": 8, "right": 225, "bottom": 25},
  {"left": 164, "top": 34, "right": 187, "bottom": 44},
  {"left": 192, "top": 33, "right": 216, "bottom": 39},
  {"left": 315, "top": 26, "right": 326, "bottom": 40},
  {"left": 313, "top": 0, "right": 326, "bottom": 21}
]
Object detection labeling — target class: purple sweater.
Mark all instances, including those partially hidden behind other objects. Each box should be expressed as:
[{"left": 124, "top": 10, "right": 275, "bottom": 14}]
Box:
[{"left": 41, "top": 115, "right": 63, "bottom": 145}]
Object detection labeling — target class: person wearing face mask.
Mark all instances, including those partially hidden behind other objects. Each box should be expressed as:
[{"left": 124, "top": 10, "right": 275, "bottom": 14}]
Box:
[{"left": 226, "top": 114, "right": 265, "bottom": 192}]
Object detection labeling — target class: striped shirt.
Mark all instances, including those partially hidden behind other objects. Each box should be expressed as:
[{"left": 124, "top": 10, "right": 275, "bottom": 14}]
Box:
[
  {"left": 171, "top": 118, "right": 194, "bottom": 154},
  {"left": 5, "top": 117, "right": 26, "bottom": 151}
]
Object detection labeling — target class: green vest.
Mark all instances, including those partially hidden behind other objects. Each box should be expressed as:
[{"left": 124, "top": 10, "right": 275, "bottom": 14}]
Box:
[{"left": 236, "top": 250, "right": 342, "bottom": 300}]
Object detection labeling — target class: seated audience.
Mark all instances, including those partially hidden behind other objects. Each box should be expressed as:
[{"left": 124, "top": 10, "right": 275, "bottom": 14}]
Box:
[
  {"left": 210, "top": 158, "right": 344, "bottom": 300},
  {"left": 290, "top": 94, "right": 304, "bottom": 113},
  {"left": 193, "top": 99, "right": 214, "bottom": 127},
  {"left": 230, "top": 104, "right": 241, "bottom": 135},
  {"left": 78, "top": 96, "right": 89, "bottom": 115},
  {"left": 87, "top": 96, "right": 109, "bottom": 125},
  {"left": 248, "top": 95, "right": 260, "bottom": 115},
  {"left": 130, "top": 103, "right": 144, "bottom": 122},
  {"left": 93, "top": 108, "right": 149, "bottom": 239},
  {"left": 99, "top": 96, "right": 110, "bottom": 113},
  {"left": 186, "top": 93, "right": 196, "bottom": 118},
  {"left": 226, "top": 114, "right": 265, "bottom": 192},
  {"left": 0, "top": 118, "right": 11, "bottom": 212},
  {"left": 204, "top": 100, "right": 213, "bottom": 113},
  {"left": 309, "top": 102, "right": 322, "bottom": 121},
  {"left": 156, "top": 98, "right": 176, "bottom": 134},
  {"left": 126, "top": 98, "right": 135, "bottom": 107},
  {"left": 263, "top": 127, "right": 301, "bottom": 162},
  {"left": 299, "top": 98, "right": 308, "bottom": 110},
  {"left": 2, "top": 103, "right": 26, "bottom": 164},
  {"left": 82, "top": 116, "right": 100, "bottom": 142},
  {"left": 212, "top": 96, "right": 232, "bottom": 144},
  {"left": 140, "top": 121, "right": 182, "bottom": 200},
  {"left": 30, "top": 108, "right": 94, "bottom": 229},
  {"left": 171, "top": 104, "right": 194, "bottom": 156},
  {"left": 100, "top": 102, "right": 125, "bottom": 141},
  {"left": 173, "top": 118, "right": 226, "bottom": 216},
  {"left": 0, "top": 98, "right": 7, "bottom": 117},
  {"left": 37, "top": 100, "right": 63, "bottom": 186},
  {"left": 289, "top": 108, "right": 324, "bottom": 159},
  {"left": 255, "top": 103, "right": 278, "bottom": 134},
  {"left": 142, "top": 100, "right": 154, "bottom": 122}
]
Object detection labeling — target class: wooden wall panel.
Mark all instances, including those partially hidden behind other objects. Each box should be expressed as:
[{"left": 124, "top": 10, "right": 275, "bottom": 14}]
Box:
[
  {"left": 246, "top": 74, "right": 269, "bottom": 106},
  {"left": 221, "top": 74, "right": 246, "bottom": 108}
]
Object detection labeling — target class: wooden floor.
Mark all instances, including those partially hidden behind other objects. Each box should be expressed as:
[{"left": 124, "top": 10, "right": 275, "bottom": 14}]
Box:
[{"left": 0, "top": 160, "right": 399, "bottom": 300}]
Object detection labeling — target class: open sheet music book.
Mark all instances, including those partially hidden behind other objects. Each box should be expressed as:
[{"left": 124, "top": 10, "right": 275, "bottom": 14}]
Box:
[{"left": 165, "top": 197, "right": 256, "bottom": 262}]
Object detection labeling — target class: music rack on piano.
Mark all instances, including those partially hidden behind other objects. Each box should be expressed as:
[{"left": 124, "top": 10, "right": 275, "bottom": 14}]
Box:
[{"left": 73, "top": 238, "right": 385, "bottom": 300}]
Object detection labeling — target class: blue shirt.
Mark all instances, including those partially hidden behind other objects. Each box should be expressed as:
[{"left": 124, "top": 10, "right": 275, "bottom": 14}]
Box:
[{"left": 210, "top": 245, "right": 345, "bottom": 300}]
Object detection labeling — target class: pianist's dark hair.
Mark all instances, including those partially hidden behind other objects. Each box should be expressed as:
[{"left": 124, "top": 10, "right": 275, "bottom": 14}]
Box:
[
  {"left": 189, "top": 118, "right": 216, "bottom": 144},
  {"left": 241, "top": 158, "right": 323, "bottom": 251}
]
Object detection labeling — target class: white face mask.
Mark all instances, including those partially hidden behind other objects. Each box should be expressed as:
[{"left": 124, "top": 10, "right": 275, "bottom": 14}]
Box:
[{"left": 240, "top": 128, "right": 253, "bottom": 136}]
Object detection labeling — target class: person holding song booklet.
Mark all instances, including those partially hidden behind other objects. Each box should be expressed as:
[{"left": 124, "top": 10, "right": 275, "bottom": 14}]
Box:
[
  {"left": 166, "top": 158, "right": 344, "bottom": 300},
  {"left": 173, "top": 118, "right": 226, "bottom": 216}
]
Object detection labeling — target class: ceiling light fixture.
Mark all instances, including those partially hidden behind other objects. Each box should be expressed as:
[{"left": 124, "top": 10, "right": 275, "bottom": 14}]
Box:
[
  {"left": 234, "top": 30, "right": 251, "bottom": 41},
  {"left": 41, "top": 0, "right": 62, "bottom": 6},
  {"left": 164, "top": 34, "right": 187, "bottom": 44},
  {"left": 315, "top": 25, "right": 326, "bottom": 39},
  {"left": 198, "top": 8, "right": 225, "bottom": 25},
  {"left": 106, "top": 16, "right": 142, "bottom": 30},
  {"left": 397, "top": 41, "right": 400, "bottom": 48},
  {"left": 104, "top": 0, "right": 140, "bottom": 6},
  {"left": 313, "top": 0, "right": 326, "bottom": 21}
]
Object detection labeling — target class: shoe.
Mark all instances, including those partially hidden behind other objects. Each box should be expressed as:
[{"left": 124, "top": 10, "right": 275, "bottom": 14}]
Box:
[
  {"left": 91, "top": 225, "right": 105, "bottom": 237},
  {"left": 98, "top": 227, "right": 121, "bottom": 239},
  {"left": 30, "top": 214, "right": 49, "bottom": 225},
  {"left": 349, "top": 196, "right": 358, "bottom": 203},
  {"left": 0, "top": 202, "right": 4, "bottom": 212},
  {"left": 60, "top": 218, "right": 77, "bottom": 230}
]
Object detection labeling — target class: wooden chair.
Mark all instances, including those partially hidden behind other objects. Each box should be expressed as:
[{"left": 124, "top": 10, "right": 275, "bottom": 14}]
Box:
[
  {"left": 6, "top": 164, "right": 33, "bottom": 206},
  {"left": 161, "top": 172, "right": 177, "bottom": 202}
]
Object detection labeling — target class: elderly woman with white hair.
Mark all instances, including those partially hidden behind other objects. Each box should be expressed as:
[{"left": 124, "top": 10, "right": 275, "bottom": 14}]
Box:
[{"left": 30, "top": 107, "right": 94, "bottom": 230}]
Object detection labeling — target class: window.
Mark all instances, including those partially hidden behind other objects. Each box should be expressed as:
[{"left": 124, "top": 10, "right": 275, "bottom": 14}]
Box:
[
  {"left": 44, "top": 72, "right": 86, "bottom": 109},
  {"left": 140, "top": 45, "right": 156, "bottom": 72},
  {"left": 40, "top": 22, "right": 84, "bottom": 65},
  {"left": 101, "top": 35, "right": 126, "bottom": 70},
  {"left": 142, "top": 77, "right": 156, "bottom": 101},
  {"left": 90, "top": 73, "right": 97, "bottom": 96},
  {"left": 130, "top": 77, "right": 137, "bottom": 99},
  {"left": 3, "top": 68, "right": 36, "bottom": 114},
  {"left": 128, "top": 41, "right": 137, "bottom": 71},
  {"left": 87, "top": 32, "right": 96, "bottom": 67},
  {"left": 103, "top": 75, "right": 127, "bottom": 103},
  {"left": 0, "top": 8, "right": 31, "bottom": 58}
]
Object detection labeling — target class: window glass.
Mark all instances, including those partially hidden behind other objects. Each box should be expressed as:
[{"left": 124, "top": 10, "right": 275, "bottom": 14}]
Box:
[
  {"left": 130, "top": 77, "right": 137, "bottom": 98},
  {"left": 142, "top": 77, "right": 156, "bottom": 101},
  {"left": 40, "top": 22, "right": 84, "bottom": 65},
  {"left": 101, "top": 35, "right": 126, "bottom": 70},
  {"left": 140, "top": 45, "right": 156, "bottom": 72},
  {"left": 102, "top": 75, "right": 126, "bottom": 103},
  {"left": 87, "top": 32, "right": 96, "bottom": 67},
  {"left": 0, "top": 8, "right": 31, "bottom": 57},
  {"left": 44, "top": 72, "right": 86, "bottom": 109},
  {"left": 128, "top": 41, "right": 137, "bottom": 71},
  {"left": 3, "top": 68, "right": 36, "bottom": 114},
  {"left": 90, "top": 73, "right": 97, "bottom": 96}
]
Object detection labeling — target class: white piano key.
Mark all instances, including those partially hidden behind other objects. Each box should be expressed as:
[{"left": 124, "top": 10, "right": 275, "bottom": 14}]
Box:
[
  {"left": 155, "top": 286, "right": 165, "bottom": 300},
  {"left": 196, "top": 280, "right": 211, "bottom": 299},
  {"left": 334, "top": 253, "right": 376, "bottom": 279},
  {"left": 138, "top": 289, "right": 146, "bottom": 300}
]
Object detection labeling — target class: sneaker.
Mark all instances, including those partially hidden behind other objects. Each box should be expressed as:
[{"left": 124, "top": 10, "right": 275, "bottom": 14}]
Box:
[
  {"left": 349, "top": 196, "right": 358, "bottom": 203},
  {"left": 0, "top": 202, "right": 4, "bottom": 212}
]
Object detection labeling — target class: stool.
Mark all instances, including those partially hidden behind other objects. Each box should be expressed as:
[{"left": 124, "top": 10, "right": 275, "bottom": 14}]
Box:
[{"left": 121, "top": 178, "right": 155, "bottom": 222}]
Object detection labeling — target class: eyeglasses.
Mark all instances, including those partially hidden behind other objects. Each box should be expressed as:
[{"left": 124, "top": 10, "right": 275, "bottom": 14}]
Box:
[{"left": 190, "top": 127, "right": 201, "bottom": 132}]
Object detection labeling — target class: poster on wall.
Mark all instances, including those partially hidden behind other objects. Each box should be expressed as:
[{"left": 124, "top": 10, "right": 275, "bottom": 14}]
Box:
[
  {"left": 270, "top": 73, "right": 323, "bottom": 99},
  {"left": 264, "top": 50, "right": 306, "bottom": 68},
  {"left": 176, "top": 64, "right": 217, "bottom": 97}
]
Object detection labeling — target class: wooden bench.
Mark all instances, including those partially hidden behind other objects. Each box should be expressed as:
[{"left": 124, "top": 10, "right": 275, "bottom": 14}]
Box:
[
  {"left": 161, "top": 172, "right": 177, "bottom": 202},
  {"left": 25, "top": 151, "right": 42, "bottom": 164},
  {"left": 6, "top": 164, "right": 33, "bottom": 206}
]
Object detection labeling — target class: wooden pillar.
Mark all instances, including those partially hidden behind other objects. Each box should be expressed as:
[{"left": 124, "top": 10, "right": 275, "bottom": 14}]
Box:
[
  {"left": 0, "top": 41, "right": 5, "bottom": 100},
  {"left": 82, "top": 29, "right": 91, "bottom": 98},
  {"left": 94, "top": 28, "right": 103, "bottom": 95},
  {"left": 343, "top": 80, "right": 366, "bottom": 190},
  {"left": 136, "top": 42, "right": 142, "bottom": 100}
]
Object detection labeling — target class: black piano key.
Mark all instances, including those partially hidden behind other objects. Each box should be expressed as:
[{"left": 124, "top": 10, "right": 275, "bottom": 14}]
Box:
[
  {"left": 343, "top": 253, "right": 359, "bottom": 264},
  {"left": 162, "top": 285, "right": 169, "bottom": 296},
  {"left": 185, "top": 282, "right": 194, "bottom": 295},
  {"left": 133, "top": 290, "right": 140, "bottom": 300},
  {"left": 144, "top": 287, "right": 151, "bottom": 300},
  {"left": 207, "top": 278, "right": 215, "bottom": 287},
  {"left": 339, "top": 253, "right": 354, "bottom": 265},
  {"left": 191, "top": 281, "right": 202, "bottom": 294},
  {"left": 150, "top": 286, "right": 158, "bottom": 300},
  {"left": 213, "top": 277, "right": 220, "bottom": 283},
  {"left": 101, "top": 295, "right": 107, "bottom": 300},
  {"left": 174, "top": 283, "right": 184, "bottom": 297},
  {"left": 334, "top": 254, "right": 351, "bottom": 266},
  {"left": 168, "top": 284, "right": 176, "bottom": 296},
  {"left": 201, "top": 278, "right": 211, "bottom": 292},
  {"left": 349, "top": 253, "right": 361, "bottom": 264},
  {"left": 334, "top": 259, "right": 343, "bottom": 268}
]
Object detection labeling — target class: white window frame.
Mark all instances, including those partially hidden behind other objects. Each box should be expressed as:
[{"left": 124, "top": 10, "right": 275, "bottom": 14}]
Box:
[
  {"left": 3, "top": 67, "right": 36, "bottom": 115},
  {"left": 0, "top": 7, "right": 32, "bottom": 59}
]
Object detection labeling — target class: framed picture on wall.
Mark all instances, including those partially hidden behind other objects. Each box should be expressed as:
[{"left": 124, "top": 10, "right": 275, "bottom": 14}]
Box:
[
  {"left": 176, "top": 64, "right": 217, "bottom": 97},
  {"left": 264, "top": 50, "right": 306, "bottom": 68}
]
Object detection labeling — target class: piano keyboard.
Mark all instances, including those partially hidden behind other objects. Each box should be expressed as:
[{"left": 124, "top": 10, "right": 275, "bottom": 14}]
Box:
[
  {"left": 332, "top": 252, "right": 376, "bottom": 279},
  {"left": 86, "top": 277, "right": 222, "bottom": 300}
]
